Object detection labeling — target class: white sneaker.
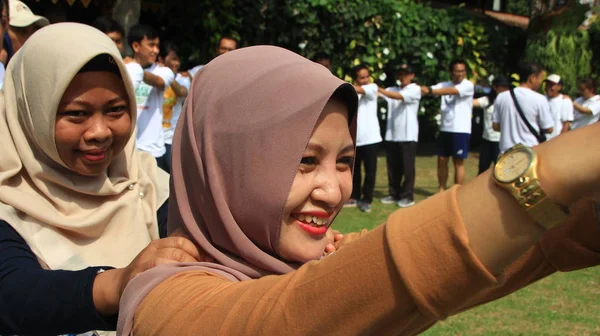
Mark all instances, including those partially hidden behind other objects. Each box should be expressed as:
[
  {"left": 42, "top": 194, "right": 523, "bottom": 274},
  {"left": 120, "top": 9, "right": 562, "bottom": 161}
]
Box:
[
  {"left": 380, "top": 196, "right": 398, "bottom": 204},
  {"left": 397, "top": 199, "right": 415, "bottom": 208}
]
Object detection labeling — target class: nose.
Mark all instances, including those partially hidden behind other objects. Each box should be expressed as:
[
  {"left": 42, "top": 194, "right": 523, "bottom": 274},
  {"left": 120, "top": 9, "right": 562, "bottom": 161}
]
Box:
[
  {"left": 83, "top": 113, "right": 112, "bottom": 144},
  {"left": 310, "top": 164, "right": 343, "bottom": 209}
]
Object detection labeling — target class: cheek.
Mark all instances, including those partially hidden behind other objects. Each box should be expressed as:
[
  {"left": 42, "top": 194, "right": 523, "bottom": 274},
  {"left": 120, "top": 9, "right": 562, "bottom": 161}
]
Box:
[
  {"left": 111, "top": 115, "right": 133, "bottom": 147},
  {"left": 340, "top": 171, "right": 353, "bottom": 200},
  {"left": 54, "top": 121, "right": 83, "bottom": 162}
]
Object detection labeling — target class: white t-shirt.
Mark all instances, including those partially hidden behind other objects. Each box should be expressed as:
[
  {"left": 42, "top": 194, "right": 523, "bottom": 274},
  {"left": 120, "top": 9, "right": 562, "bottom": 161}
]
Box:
[
  {"left": 135, "top": 63, "right": 175, "bottom": 157},
  {"left": 432, "top": 79, "right": 474, "bottom": 133},
  {"left": 163, "top": 74, "right": 191, "bottom": 145},
  {"left": 477, "top": 96, "right": 500, "bottom": 142},
  {"left": 382, "top": 83, "right": 421, "bottom": 142},
  {"left": 571, "top": 95, "right": 600, "bottom": 130},
  {"left": 355, "top": 83, "right": 382, "bottom": 147},
  {"left": 492, "top": 87, "right": 554, "bottom": 153},
  {"left": 188, "top": 65, "right": 204, "bottom": 78},
  {"left": 546, "top": 94, "right": 574, "bottom": 140},
  {"left": 125, "top": 62, "right": 144, "bottom": 92}
]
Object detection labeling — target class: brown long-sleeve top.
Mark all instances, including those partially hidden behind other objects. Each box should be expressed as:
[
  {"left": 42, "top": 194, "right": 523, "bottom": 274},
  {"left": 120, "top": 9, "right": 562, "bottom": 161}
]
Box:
[{"left": 131, "top": 190, "right": 600, "bottom": 335}]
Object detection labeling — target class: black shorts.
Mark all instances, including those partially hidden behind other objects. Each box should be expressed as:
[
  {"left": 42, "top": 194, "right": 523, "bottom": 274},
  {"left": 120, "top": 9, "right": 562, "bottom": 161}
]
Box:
[{"left": 436, "top": 132, "right": 470, "bottom": 159}]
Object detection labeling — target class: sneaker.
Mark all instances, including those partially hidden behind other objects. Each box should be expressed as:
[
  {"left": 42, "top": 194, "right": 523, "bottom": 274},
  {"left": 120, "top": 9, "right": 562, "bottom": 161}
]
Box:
[
  {"left": 344, "top": 199, "right": 358, "bottom": 208},
  {"left": 359, "top": 202, "right": 372, "bottom": 213},
  {"left": 397, "top": 198, "right": 416, "bottom": 208},
  {"left": 380, "top": 196, "right": 398, "bottom": 204}
]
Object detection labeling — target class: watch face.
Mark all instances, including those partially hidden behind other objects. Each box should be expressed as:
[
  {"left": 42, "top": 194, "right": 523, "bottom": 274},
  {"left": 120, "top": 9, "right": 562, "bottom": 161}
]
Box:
[{"left": 495, "top": 148, "right": 533, "bottom": 183}]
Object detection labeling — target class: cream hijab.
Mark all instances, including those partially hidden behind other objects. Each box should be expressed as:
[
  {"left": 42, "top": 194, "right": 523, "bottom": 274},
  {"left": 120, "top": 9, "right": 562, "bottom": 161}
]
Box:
[
  {"left": 0, "top": 23, "right": 168, "bottom": 270},
  {"left": 118, "top": 45, "right": 358, "bottom": 334}
]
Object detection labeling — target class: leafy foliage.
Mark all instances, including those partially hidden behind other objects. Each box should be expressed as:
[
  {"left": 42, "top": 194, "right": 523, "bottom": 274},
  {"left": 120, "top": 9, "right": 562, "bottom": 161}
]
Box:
[{"left": 157, "top": 0, "right": 526, "bottom": 139}]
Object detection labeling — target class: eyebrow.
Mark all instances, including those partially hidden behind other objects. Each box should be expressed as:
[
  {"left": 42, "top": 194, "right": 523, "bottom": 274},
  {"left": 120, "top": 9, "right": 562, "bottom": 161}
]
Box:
[
  {"left": 305, "top": 143, "right": 355, "bottom": 154},
  {"left": 59, "top": 97, "right": 126, "bottom": 108}
]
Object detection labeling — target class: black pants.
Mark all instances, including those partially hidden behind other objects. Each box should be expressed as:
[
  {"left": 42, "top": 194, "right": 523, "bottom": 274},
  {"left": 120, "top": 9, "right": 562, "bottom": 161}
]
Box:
[
  {"left": 478, "top": 139, "right": 500, "bottom": 175},
  {"left": 351, "top": 143, "right": 379, "bottom": 204},
  {"left": 155, "top": 153, "right": 170, "bottom": 173},
  {"left": 385, "top": 141, "right": 417, "bottom": 201}
]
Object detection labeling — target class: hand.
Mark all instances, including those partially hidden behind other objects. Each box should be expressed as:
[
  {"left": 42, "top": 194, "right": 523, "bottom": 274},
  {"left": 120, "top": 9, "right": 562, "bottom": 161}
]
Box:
[
  {"left": 420, "top": 85, "right": 430, "bottom": 95},
  {"left": 93, "top": 236, "right": 201, "bottom": 315},
  {"left": 535, "top": 122, "right": 600, "bottom": 207},
  {"left": 323, "top": 229, "right": 344, "bottom": 256},
  {"left": 170, "top": 228, "right": 215, "bottom": 262}
]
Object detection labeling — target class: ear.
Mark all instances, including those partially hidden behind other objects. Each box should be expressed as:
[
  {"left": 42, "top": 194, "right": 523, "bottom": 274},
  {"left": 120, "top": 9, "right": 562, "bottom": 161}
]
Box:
[{"left": 132, "top": 41, "right": 141, "bottom": 54}]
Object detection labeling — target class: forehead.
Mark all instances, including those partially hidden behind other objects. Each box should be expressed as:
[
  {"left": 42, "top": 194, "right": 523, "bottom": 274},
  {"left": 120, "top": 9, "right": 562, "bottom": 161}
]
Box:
[
  {"left": 142, "top": 36, "right": 159, "bottom": 44},
  {"left": 220, "top": 38, "right": 236, "bottom": 47},
  {"left": 357, "top": 68, "right": 369, "bottom": 76},
  {"left": 452, "top": 63, "right": 466, "bottom": 70}
]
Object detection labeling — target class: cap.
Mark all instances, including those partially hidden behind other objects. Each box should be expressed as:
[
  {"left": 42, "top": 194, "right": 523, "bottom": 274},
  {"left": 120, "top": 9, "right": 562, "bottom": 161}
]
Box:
[
  {"left": 397, "top": 63, "right": 414, "bottom": 74},
  {"left": 545, "top": 74, "right": 563, "bottom": 85},
  {"left": 492, "top": 75, "right": 511, "bottom": 88},
  {"left": 9, "top": 0, "right": 49, "bottom": 28}
]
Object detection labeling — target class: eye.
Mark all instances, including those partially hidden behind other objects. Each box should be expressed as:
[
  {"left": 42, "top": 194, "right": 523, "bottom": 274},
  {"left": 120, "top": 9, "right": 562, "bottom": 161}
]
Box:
[
  {"left": 107, "top": 105, "right": 128, "bottom": 116},
  {"left": 336, "top": 156, "right": 354, "bottom": 169},
  {"left": 300, "top": 157, "right": 318, "bottom": 165},
  {"left": 59, "top": 110, "right": 89, "bottom": 123}
]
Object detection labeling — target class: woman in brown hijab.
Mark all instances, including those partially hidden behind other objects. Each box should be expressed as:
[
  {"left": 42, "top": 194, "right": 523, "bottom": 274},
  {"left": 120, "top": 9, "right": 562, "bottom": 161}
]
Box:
[{"left": 118, "top": 46, "right": 600, "bottom": 335}]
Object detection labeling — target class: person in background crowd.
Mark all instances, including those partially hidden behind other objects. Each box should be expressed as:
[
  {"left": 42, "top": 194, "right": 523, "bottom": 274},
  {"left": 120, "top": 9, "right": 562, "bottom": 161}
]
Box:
[
  {"left": 91, "top": 16, "right": 125, "bottom": 56},
  {"left": 159, "top": 42, "right": 189, "bottom": 175},
  {"left": 126, "top": 24, "right": 174, "bottom": 172},
  {"left": 0, "top": 23, "right": 202, "bottom": 336},
  {"left": 347, "top": 64, "right": 381, "bottom": 213},
  {"left": 472, "top": 75, "right": 511, "bottom": 174},
  {"left": 378, "top": 64, "right": 421, "bottom": 208},
  {"left": 571, "top": 77, "right": 600, "bottom": 130},
  {"left": 4, "top": 0, "right": 48, "bottom": 62},
  {"left": 186, "top": 35, "right": 238, "bottom": 79},
  {"left": 312, "top": 51, "right": 331, "bottom": 71},
  {"left": 544, "top": 74, "right": 573, "bottom": 140},
  {"left": 421, "top": 59, "right": 474, "bottom": 192},
  {"left": 492, "top": 63, "right": 554, "bottom": 153}
]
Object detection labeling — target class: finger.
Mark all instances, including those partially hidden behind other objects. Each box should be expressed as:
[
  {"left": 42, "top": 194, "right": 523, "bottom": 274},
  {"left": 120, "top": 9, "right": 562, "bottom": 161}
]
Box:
[
  {"left": 152, "top": 257, "right": 182, "bottom": 268},
  {"left": 153, "top": 237, "right": 202, "bottom": 261},
  {"left": 334, "top": 232, "right": 344, "bottom": 243},
  {"left": 158, "top": 247, "right": 200, "bottom": 263},
  {"left": 324, "top": 243, "right": 336, "bottom": 254}
]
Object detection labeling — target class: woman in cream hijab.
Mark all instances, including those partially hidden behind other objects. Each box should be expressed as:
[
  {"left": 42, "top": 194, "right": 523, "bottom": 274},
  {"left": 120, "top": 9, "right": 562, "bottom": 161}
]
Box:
[
  {"left": 119, "top": 46, "right": 599, "bottom": 335},
  {"left": 0, "top": 23, "right": 201, "bottom": 335}
]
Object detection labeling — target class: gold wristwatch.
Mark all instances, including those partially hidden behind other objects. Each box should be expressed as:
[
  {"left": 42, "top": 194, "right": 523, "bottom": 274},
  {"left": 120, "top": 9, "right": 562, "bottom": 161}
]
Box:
[{"left": 493, "top": 144, "right": 568, "bottom": 230}]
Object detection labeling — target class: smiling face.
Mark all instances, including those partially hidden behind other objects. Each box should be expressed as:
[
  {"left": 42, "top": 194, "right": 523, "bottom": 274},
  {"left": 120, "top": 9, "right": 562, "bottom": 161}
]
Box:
[
  {"left": 55, "top": 71, "right": 132, "bottom": 176},
  {"left": 451, "top": 63, "right": 466, "bottom": 84},
  {"left": 132, "top": 36, "right": 159, "bottom": 67},
  {"left": 276, "top": 98, "right": 354, "bottom": 263},
  {"left": 545, "top": 80, "right": 562, "bottom": 98}
]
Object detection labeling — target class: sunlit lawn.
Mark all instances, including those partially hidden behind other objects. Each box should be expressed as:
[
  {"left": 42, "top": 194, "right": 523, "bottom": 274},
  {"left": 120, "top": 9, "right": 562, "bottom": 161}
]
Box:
[{"left": 333, "top": 143, "right": 600, "bottom": 335}]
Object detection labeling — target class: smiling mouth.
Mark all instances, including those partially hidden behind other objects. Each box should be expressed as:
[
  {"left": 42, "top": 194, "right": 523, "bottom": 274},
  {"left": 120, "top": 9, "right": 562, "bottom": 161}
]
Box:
[
  {"left": 292, "top": 214, "right": 330, "bottom": 227},
  {"left": 77, "top": 150, "right": 108, "bottom": 163}
]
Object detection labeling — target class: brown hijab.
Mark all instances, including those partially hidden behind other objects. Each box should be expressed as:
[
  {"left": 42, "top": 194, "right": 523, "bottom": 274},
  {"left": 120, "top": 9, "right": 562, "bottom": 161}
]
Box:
[{"left": 118, "top": 46, "right": 357, "bottom": 334}]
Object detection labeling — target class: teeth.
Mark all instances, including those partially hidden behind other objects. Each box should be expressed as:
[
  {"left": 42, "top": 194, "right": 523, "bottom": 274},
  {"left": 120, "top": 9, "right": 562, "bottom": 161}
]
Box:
[{"left": 294, "top": 214, "right": 329, "bottom": 226}]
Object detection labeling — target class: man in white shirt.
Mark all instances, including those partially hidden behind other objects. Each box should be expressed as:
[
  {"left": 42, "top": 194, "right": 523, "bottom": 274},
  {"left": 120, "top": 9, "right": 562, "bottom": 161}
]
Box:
[
  {"left": 492, "top": 63, "right": 554, "bottom": 153},
  {"left": 347, "top": 65, "right": 381, "bottom": 213},
  {"left": 127, "top": 24, "right": 175, "bottom": 171},
  {"left": 544, "top": 74, "right": 573, "bottom": 140},
  {"left": 159, "top": 42, "right": 190, "bottom": 174},
  {"left": 378, "top": 64, "right": 421, "bottom": 208},
  {"left": 422, "top": 59, "right": 474, "bottom": 192},
  {"left": 187, "top": 35, "right": 238, "bottom": 78},
  {"left": 572, "top": 78, "right": 600, "bottom": 130},
  {"left": 472, "top": 76, "right": 511, "bottom": 174}
]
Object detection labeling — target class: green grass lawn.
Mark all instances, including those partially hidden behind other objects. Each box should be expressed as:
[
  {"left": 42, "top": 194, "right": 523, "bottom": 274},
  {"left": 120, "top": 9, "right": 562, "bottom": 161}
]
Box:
[{"left": 333, "top": 144, "right": 600, "bottom": 335}]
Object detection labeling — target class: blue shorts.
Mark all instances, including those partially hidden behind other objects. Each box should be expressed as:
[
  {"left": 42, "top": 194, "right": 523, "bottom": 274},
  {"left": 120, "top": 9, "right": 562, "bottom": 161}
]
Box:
[{"left": 436, "top": 132, "right": 470, "bottom": 159}]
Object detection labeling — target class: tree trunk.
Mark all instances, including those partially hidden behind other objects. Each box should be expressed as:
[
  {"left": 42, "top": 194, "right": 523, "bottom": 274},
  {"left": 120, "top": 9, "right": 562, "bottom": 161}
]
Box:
[{"left": 112, "top": 0, "right": 141, "bottom": 36}]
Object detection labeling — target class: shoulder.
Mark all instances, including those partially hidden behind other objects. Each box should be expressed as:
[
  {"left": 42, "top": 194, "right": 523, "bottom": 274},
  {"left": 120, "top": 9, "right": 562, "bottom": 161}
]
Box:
[{"left": 459, "top": 79, "right": 474, "bottom": 87}]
